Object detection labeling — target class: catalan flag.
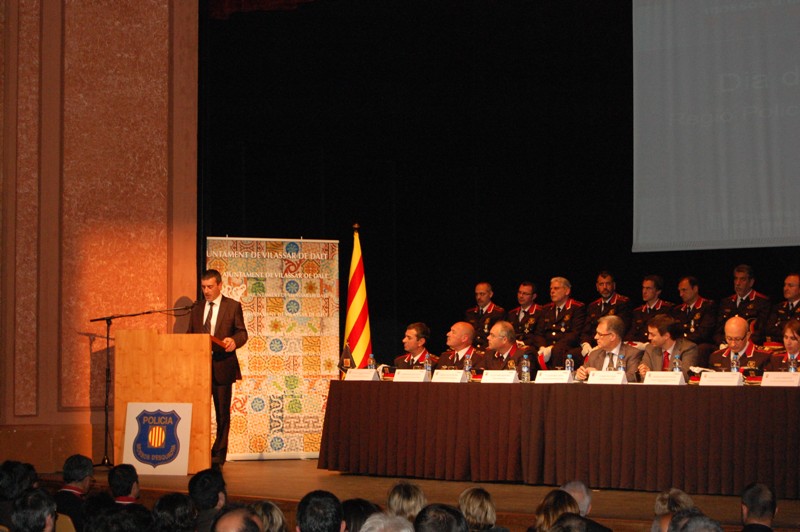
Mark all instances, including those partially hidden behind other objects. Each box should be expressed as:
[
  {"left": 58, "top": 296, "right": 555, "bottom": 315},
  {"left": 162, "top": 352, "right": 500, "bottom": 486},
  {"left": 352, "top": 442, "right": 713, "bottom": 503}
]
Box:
[{"left": 344, "top": 226, "right": 372, "bottom": 368}]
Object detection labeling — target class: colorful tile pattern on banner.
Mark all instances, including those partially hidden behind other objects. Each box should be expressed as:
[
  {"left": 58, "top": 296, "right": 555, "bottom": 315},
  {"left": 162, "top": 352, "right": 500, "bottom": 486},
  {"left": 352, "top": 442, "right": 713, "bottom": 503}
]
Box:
[{"left": 206, "top": 237, "right": 339, "bottom": 459}]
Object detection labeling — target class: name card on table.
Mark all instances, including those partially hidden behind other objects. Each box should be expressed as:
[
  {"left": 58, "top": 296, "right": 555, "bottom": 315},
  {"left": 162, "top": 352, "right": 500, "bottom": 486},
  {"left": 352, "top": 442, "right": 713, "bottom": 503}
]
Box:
[
  {"left": 345, "top": 369, "right": 380, "bottom": 381},
  {"left": 535, "top": 370, "right": 574, "bottom": 383},
  {"left": 431, "top": 369, "right": 469, "bottom": 383},
  {"left": 587, "top": 371, "right": 627, "bottom": 385},
  {"left": 643, "top": 371, "right": 686, "bottom": 385},
  {"left": 481, "top": 370, "right": 519, "bottom": 384},
  {"left": 393, "top": 369, "right": 430, "bottom": 383},
  {"left": 699, "top": 371, "right": 744, "bottom": 386},
  {"left": 761, "top": 372, "right": 800, "bottom": 387}
]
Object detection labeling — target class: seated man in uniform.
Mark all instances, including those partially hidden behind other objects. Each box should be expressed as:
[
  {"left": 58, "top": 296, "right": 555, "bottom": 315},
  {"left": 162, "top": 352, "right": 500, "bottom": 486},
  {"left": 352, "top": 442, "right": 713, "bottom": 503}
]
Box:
[
  {"left": 740, "top": 483, "right": 777, "bottom": 531},
  {"left": 394, "top": 322, "right": 438, "bottom": 369},
  {"left": 580, "top": 271, "right": 632, "bottom": 356},
  {"left": 625, "top": 275, "right": 673, "bottom": 347},
  {"left": 465, "top": 282, "right": 505, "bottom": 350},
  {"left": 506, "top": 281, "right": 543, "bottom": 348},
  {"left": 435, "top": 322, "right": 485, "bottom": 370},
  {"left": 638, "top": 315, "right": 698, "bottom": 381},
  {"left": 714, "top": 264, "right": 770, "bottom": 346},
  {"left": 671, "top": 276, "right": 716, "bottom": 367},
  {"left": 533, "top": 277, "right": 586, "bottom": 370},
  {"left": 484, "top": 320, "right": 535, "bottom": 378},
  {"left": 764, "top": 273, "right": 800, "bottom": 343},
  {"left": 709, "top": 316, "right": 770, "bottom": 374},
  {"left": 576, "top": 315, "right": 642, "bottom": 383}
]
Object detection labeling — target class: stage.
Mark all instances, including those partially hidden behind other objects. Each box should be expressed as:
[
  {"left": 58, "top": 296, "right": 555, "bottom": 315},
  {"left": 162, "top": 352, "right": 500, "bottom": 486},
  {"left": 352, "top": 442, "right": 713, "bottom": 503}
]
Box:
[{"left": 43, "top": 459, "right": 800, "bottom": 531}]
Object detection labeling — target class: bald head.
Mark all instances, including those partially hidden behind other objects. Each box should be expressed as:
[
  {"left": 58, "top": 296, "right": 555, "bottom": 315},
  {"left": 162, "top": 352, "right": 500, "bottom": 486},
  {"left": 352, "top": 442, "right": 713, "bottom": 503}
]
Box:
[
  {"left": 724, "top": 316, "right": 750, "bottom": 353},
  {"left": 447, "top": 322, "right": 475, "bottom": 351}
]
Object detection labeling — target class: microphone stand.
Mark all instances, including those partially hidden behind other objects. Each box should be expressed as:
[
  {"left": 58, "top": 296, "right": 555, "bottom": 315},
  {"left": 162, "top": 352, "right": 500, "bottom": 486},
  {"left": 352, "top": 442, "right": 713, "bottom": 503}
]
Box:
[{"left": 89, "top": 302, "right": 196, "bottom": 467}]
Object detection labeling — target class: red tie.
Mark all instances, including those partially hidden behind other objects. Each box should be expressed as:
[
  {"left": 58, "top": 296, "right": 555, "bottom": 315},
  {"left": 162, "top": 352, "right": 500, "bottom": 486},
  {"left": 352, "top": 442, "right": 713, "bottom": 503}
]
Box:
[{"left": 662, "top": 350, "right": 670, "bottom": 370}]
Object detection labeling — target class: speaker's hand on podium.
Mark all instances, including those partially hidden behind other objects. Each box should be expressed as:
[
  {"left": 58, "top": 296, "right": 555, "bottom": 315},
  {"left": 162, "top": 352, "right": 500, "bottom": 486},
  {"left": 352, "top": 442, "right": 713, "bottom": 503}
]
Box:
[{"left": 223, "top": 337, "right": 236, "bottom": 352}]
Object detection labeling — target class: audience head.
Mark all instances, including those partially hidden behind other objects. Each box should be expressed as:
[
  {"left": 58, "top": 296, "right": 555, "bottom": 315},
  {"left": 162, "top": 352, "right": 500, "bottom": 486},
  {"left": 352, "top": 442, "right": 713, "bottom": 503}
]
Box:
[
  {"left": 152, "top": 492, "right": 197, "bottom": 532},
  {"left": 458, "top": 487, "right": 497, "bottom": 532},
  {"left": 387, "top": 482, "right": 427, "bottom": 522},
  {"left": 62, "top": 454, "right": 94, "bottom": 492},
  {"left": 654, "top": 488, "right": 695, "bottom": 516},
  {"left": 251, "top": 500, "right": 289, "bottom": 532},
  {"left": 296, "top": 490, "right": 344, "bottom": 532},
  {"left": 11, "top": 487, "right": 57, "bottom": 532},
  {"left": 0, "top": 460, "right": 39, "bottom": 501},
  {"left": 533, "top": 489, "right": 579, "bottom": 532},
  {"left": 667, "top": 507, "right": 705, "bottom": 532},
  {"left": 212, "top": 504, "right": 262, "bottom": 532},
  {"left": 740, "top": 482, "right": 777, "bottom": 526},
  {"left": 359, "top": 513, "right": 414, "bottom": 532},
  {"left": 550, "top": 512, "right": 589, "bottom": 532},
  {"left": 560, "top": 481, "right": 592, "bottom": 517},
  {"left": 341, "top": 498, "right": 380, "bottom": 532},
  {"left": 679, "top": 514, "right": 723, "bottom": 531},
  {"left": 413, "top": 503, "right": 469, "bottom": 532},
  {"left": 108, "top": 463, "right": 139, "bottom": 499},
  {"left": 189, "top": 467, "right": 228, "bottom": 511}
]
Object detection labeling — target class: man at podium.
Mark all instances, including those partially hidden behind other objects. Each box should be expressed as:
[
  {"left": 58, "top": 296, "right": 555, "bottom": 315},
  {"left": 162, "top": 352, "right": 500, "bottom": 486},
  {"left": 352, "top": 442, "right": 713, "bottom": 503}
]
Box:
[{"left": 188, "top": 269, "right": 249, "bottom": 468}]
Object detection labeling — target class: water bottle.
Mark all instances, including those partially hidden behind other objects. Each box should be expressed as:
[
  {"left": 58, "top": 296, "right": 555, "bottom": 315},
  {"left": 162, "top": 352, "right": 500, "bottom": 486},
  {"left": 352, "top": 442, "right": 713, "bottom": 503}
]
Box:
[
  {"left": 789, "top": 354, "right": 798, "bottom": 373},
  {"left": 424, "top": 355, "right": 432, "bottom": 377},
  {"left": 617, "top": 354, "right": 625, "bottom": 372},
  {"left": 520, "top": 354, "right": 531, "bottom": 382},
  {"left": 672, "top": 354, "right": 681, "bottom": 372},
  {"left": 730, "top": 352, "right": 739, "bottom": 373},
  {"left": 463, "top": 353, "right": 473, "bottom": 382},
  {"left": 367, "top": 353, "right": 376, "bottom": 370},
  {"left": 565, "top": 354, "right": 574, "bottom": 373}
]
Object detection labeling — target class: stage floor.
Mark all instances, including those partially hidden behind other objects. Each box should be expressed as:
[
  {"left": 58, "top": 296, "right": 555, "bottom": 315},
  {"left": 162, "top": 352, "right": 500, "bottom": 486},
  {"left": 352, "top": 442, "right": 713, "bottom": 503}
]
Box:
[{"left": 55, "top": 459, "right": 800, "bottom": 531}]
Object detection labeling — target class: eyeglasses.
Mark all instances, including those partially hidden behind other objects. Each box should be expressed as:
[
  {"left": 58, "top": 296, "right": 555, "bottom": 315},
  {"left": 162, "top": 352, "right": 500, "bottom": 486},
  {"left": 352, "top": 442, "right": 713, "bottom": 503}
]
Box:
[
  {"left": 595, "top": 332, "right": 614, "bottom": 337},
  {"left": 725, "top": 335, "right": 747, "bottom": 342}
]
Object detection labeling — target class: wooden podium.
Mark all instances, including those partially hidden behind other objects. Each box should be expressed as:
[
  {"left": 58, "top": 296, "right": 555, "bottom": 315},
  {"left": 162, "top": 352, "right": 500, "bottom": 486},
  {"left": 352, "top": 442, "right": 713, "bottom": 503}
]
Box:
[{"left": 114, "top": 329, "right": 212, "bottom": 473}]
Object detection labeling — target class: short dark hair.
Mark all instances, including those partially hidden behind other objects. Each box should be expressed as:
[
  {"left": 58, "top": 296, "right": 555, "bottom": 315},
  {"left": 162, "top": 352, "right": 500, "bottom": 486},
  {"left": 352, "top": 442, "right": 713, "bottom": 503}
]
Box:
[
  {"left": 296, "top": 490, "right": 343, "bottom": 532},
  {"left": 741, "top": 482, "right": 776, "bottom": 520},
  {"left": 406, "top": 322, "right": 431, "bottom": 342},
  {"left": 108, "top": 464, "right": 138, "bottom": 498},
  {"left": 152, "top": 492, "right": 197, "bottom": 532},
  {"left": 520, "top": 281, "right": 537, "bottom": 294},
  {"left": 679, "top": 276, "right": 699, "bottom": 289},
  {"left": 202, "top": 269, "right": 223, "bottom": 284},
  {"left": 63, "top": 454, "right": 94, "bottom": 483},
  {"left": 413, "top": 504, "right": 469, "bottom": 532},
  {"left": 648, "top": 315, "right": 680, "bottom": 338},
  {"left": 596, "top": 271, "right": 615, "bottom": 282},
  {"left": 342, "top": 498, "right": 380, "bottom": 532},
  {"left": 643, "top": 275, "right": 664, "bottom": 292},
  {"left": 12, "top": 487, "right": 57, "bottom": 532},
  {"left": 0, "top": 461, "right": 39, "bottom": 500},
  {"left": 734, "top": 264, "right": 754, "bottom": 279},
  {"left": 189, "top": 468, "right": 227, "bottom": 511}
]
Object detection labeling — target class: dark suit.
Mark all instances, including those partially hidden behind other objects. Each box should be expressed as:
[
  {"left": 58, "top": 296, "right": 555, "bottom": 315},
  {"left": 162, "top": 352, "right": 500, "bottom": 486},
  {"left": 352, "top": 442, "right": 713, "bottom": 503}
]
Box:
[
  {"left": 393, "top": 349, "right": 438, "bottom": 369},
  {"left": 767, "top": 352, "right": 800, "bottom": 372},
  {"left": 55, "top": 488, "right": 85, "bottom": 532},
  {"left": 764, "top": 300, "right": 800, "bottom": 343},
  {"left": 672, "top": 297, "right": 716, "bottom": 345},
  {"left": 188, "top": 295, "right": 249, "bottom": 463},
  {"left": 466, "top": 302, "right": 506, "bottom": 350},
  {"left": 709, "top": 341, "right": 771, "bottom": 374},
  {"left": 714, "top": 290, "right": 771, "bottom": 345},
  {"left": 640, "top": 337, "right": 698, "bottom": 381},
  {"left": 580, "top": 293, "right": 632, "bottom": 345},
  {"left": 533, "top": 299, "right": 586, "bottom": 369},
  {"left": 624, "top": 299, "right": 674, "bottom": 343},
  {"left": 506, "top": 304, "right": 544, "bottom": 347},
  {"left": 483, "top": 344, "right": 537, "bottom": 379},
  {"left": 582, "top": 343, "right": 643, "bottom": 383},
  {"left": 435, "top": 347, "right": 485, "bottom": 370}
]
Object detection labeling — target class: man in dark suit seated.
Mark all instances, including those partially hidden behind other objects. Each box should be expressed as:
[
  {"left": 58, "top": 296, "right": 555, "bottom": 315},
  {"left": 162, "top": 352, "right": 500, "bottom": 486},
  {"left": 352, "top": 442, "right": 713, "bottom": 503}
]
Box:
[
  {"left": 188, "top": 269, "right": 249, "bottom": 468},
  {"left": 484, "top": 320, "right": 533, "bottom": 378},
  {"left": 435, "top": 322, "right": 485, "bottom": 370},
  {"left": 54, "top": 454, "right": 93, "bottom": 532},
  {"left": 638, "top": 315, "right": 698, "bottom": 381},
  {"left": 576, "top": 315, "right": 642, "bottom": 383},
  {"left": 709, "top": 316, "right": 771, "bottom": 374},
  {"left": 465, "top": 282, "right": 505, "bottom": 350},
  {"left": 394, "top": 322, "right": 438, "bottom": 369}
]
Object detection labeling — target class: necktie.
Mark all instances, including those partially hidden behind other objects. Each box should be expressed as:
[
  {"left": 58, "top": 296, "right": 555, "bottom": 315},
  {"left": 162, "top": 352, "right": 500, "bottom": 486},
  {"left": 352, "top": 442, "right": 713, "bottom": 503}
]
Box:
[
  {"left": 790, "top": 302, "right": 796, "bottom": 312},
  {"left": 662, "top": 350, "right": 670, "bottom": 370},
  {"left": 204, "top": 302, "right": 214, "bottom": 333},
  {"left": 606, "top": 352, "right": 614, "bottom": 371},
  {"left": 555, "top": 307, "right": 561, "bottom": 321},
  {"left": 479, "top": 307, "right": 484, "bottom": 317}
]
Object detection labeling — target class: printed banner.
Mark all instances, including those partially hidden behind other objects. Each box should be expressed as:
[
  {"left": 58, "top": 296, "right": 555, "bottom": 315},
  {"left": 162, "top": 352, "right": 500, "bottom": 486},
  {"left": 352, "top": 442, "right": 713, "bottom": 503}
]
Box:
[{"left": 206, "top": 237, "right": 339, "bottom": 459}]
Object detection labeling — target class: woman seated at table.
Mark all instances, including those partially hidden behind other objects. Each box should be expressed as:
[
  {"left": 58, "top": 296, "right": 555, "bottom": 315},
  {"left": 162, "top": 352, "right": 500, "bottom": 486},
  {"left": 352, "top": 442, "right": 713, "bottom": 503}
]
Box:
[{"left": 767, "top": 320, "right": 800, "bottom": 371}]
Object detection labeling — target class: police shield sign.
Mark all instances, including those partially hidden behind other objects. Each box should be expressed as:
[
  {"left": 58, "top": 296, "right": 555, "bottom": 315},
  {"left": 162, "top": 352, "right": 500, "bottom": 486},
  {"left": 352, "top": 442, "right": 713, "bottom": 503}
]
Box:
[{"left": 133, "top": 409, "right": 181, "bottom": 467}]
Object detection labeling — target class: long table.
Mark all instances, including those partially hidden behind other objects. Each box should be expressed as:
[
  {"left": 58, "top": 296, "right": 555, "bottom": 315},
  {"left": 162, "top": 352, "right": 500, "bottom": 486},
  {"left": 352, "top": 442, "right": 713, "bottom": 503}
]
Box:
[{"left": 318, "top": 381, "right": 800, "bottom": 498}]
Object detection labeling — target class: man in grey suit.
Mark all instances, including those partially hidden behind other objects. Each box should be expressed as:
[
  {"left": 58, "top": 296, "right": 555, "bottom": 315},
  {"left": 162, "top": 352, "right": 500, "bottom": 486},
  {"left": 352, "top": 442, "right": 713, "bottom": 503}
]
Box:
[
  {"left": 638, "top": 314, "right": 697, "bottom": 381},
  {"left": 188, "top": 269, "right": 249, "bottom": 467},
  {"left": 576, "top": 315, "right": 642, "bottom": 383}
]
